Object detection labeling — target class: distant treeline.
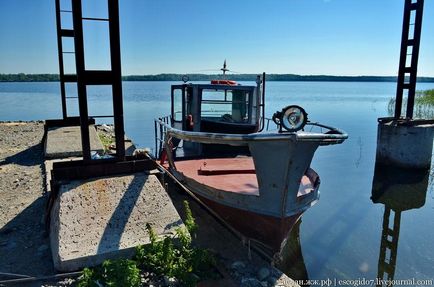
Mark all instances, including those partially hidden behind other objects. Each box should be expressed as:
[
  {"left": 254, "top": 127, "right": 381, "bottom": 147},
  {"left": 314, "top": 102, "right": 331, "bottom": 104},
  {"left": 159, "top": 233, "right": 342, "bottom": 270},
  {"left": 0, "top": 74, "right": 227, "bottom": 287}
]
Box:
[
  {"left": 0, "top": 73, "right": 59, "bottom": 82},
  {"left": 2, "top": 73, "right": 434, "bottom": 83}
]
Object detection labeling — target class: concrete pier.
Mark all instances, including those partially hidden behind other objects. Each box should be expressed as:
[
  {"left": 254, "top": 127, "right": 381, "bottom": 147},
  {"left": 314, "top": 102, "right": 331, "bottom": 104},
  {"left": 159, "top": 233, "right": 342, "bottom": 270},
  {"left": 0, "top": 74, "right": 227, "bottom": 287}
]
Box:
[
  {"left": 376, "top": 119, "right": 434, "bottom": 169},
  {"left": 45, "top": 125, "right": 104, "bottom": 159},
  {"left": 50, "top": 172, "right": 183, "bottom": 272}
]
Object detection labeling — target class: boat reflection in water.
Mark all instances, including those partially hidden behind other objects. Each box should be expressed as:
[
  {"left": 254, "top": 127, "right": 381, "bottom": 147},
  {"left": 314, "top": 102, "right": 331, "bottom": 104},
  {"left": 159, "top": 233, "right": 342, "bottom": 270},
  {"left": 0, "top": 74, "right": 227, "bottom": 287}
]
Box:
[{"left": 371, "top": 162, "right": 429, "bottom": 286}]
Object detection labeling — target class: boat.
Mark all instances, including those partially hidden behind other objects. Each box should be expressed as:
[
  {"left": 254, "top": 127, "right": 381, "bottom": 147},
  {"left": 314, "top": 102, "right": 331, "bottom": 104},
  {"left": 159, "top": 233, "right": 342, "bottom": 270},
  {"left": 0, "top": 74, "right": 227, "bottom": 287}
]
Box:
[{"left": 154, "top": 67, "right": 348, "bottom": 250}]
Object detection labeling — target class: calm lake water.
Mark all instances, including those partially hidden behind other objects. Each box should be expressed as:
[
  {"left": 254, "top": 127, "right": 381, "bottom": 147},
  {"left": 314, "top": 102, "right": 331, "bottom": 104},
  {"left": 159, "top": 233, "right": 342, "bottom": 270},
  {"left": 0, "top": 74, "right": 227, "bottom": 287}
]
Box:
[{"left": 1, "top": 81, "right": 434, "bottom": 284}]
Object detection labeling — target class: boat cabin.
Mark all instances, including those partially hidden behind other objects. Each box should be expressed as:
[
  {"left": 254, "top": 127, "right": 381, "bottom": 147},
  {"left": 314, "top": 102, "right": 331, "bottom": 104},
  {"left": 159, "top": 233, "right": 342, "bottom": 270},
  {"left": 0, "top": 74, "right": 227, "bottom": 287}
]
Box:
[{"left": 170, "top": 79, "right": 264, "bottom": 157}]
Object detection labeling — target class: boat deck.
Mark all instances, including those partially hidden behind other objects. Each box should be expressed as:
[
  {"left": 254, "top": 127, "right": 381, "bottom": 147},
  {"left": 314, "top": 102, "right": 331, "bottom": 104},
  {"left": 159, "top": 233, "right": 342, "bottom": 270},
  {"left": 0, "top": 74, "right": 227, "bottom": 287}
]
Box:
[{"left": 173, "top": 157, "right": 315, "bottom": 197}]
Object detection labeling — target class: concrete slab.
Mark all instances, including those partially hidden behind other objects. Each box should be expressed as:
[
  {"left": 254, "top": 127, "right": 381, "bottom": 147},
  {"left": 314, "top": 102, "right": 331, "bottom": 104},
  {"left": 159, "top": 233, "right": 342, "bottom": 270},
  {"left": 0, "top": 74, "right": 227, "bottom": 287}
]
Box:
[
  {"left": 125, "top": 139, "right": 136, "bottom": 156},
  {"left": 45, "top": 125, "right": 104, "bottom": 159},
  {"left": 106, "top": 137, "right": 136, "bottom": 156},
  {"left": 44, "top": 157, "right": 81, "bottom": 193},
  {"left": 50, "top": 173, "right": 183, "bottom": 272}
]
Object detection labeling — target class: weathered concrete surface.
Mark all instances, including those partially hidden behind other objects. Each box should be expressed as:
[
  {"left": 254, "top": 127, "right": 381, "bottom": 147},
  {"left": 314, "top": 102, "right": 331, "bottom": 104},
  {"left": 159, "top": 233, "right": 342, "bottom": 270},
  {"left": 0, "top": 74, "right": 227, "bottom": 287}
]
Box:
[
  {"left": 45, "top": 125, "right": 104, "bottom": 159},
  {"left": 44, "top": 157, "right": 81, "bottom": 194},
  {"left": 376, "top": 121, "right": 434, "bottom": 169},
  {"left": 50, "top": 173, "right": 183, "bottom": 272}
]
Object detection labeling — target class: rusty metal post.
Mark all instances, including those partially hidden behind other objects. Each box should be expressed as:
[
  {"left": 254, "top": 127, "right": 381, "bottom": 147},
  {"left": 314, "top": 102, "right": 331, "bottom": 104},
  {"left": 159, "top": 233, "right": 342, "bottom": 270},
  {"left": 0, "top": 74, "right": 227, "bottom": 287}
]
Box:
[
  {"left": 54, "top": 0, "right": 68, "bottom": 119},
  {"left": 71, "top": 0, "right": 92, "bottom": 161},
  {"left": 394, "top": 0, "right": 424, "bottom": 119},
  {"left": 108, "top": 0, "right": 126, "bottom": 160}
]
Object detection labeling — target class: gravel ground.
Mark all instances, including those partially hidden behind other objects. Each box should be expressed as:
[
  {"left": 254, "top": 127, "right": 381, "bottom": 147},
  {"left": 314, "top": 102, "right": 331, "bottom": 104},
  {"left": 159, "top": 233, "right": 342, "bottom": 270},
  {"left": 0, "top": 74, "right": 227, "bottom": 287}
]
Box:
[{"left": 0, "top": 121, "right": 58, "bottom": 285}]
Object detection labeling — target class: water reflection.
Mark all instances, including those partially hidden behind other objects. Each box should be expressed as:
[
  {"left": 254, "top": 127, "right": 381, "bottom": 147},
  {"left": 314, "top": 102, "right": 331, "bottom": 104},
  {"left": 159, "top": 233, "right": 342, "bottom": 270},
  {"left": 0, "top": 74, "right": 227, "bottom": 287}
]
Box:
[
  {"left": 371, "top": 163, "right": 429, "bottom": 286},
  {"left": 274, "top": 220, "right": 309, "bottom": 285}
]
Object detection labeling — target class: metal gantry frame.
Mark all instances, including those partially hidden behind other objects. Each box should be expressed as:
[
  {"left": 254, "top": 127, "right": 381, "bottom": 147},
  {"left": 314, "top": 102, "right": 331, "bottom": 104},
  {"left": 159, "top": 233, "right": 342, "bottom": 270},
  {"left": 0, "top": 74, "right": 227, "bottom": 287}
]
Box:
[
  {"left": 55, "top": 0, "right": 125, "bottom": 161},
  {"left": 49, "top": 1, "right": 157, "bottom": 227},
  {"left": 394, "top": 0, "right": 424, "bottom": 119}
]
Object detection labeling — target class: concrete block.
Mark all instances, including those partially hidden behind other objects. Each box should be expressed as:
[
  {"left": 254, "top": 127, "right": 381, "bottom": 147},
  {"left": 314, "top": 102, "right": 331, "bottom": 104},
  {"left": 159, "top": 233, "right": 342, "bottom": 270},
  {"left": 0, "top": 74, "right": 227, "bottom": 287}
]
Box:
[
  {"left": 376, "top": 120, "right": 434, "bottom": 169},
  {"left": 50, "top": 173, "right": 183, "bottom": 271},
  {"left": 45, "top": 125, "right": 104, "bottom": 159}
]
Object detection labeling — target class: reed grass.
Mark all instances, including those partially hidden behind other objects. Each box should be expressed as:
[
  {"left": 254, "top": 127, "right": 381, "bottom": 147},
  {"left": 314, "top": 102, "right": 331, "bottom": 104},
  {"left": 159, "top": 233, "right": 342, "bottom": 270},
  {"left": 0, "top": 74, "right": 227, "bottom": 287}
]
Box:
[{"left": 388, "top": 89, "right": 434, "bottom": 119}]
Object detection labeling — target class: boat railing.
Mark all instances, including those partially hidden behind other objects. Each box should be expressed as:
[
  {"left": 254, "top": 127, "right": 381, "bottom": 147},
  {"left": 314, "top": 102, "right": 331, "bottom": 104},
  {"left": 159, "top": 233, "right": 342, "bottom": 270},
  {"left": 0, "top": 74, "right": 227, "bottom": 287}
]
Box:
[
  {"left": 155, "top": 117, "right": 280, "bottom": 158},
  {"left": 263, "top": 117, "right": 347, "bottom": 135},
  {"left": 155, "top": 117, "right": 348, "bottom": 154},
  {"left": 262, "top": 117, "right": 279, "bottom": 131},
  {"left": 154, "top": 115, "right": 171, "bottom": 158}
]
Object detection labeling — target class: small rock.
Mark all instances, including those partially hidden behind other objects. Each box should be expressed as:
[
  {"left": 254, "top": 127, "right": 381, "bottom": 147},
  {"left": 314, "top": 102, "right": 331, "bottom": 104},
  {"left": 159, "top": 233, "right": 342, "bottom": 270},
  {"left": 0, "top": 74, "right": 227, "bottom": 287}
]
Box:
[
  {"left": 231, "top": 261, "right": 246, "bottom": 270},
  {"left": 257, "top": 267, "right": 270, "bottom": 281},
  {"left": 163, "top": 276, "right": 177, "bottom": 286}
]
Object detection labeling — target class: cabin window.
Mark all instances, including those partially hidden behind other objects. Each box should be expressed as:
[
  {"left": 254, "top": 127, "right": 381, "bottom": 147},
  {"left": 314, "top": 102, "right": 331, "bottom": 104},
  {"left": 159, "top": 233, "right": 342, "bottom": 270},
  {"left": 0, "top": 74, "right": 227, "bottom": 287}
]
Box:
[
  {"left": 172, "top": 89, "right": 183, "bottom": 122},
  {"left": 201, "top": 89, "right": 249, "bottom": 123}
]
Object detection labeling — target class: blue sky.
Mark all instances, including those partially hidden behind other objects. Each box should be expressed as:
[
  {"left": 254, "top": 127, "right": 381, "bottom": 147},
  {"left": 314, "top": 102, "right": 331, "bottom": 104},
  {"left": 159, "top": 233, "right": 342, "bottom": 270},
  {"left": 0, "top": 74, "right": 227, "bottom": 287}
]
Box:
[{"left": 1, "top": 0, "right": 434, "bottom": 76}]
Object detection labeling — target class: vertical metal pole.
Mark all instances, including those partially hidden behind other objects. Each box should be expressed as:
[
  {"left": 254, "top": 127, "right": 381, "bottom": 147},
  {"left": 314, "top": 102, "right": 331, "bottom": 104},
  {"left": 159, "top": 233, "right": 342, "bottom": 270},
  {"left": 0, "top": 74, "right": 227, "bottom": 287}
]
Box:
[
  {"left": 394, "top": 0, "right": 411, "bottom": 119},
  {"left": 406, "top": 0, "right": 424, "bottom": 119},
  {"left": 261, "top": 72, "right": 266, "bottom": 130},
  {"left": 72, "top": 0, "right": 91, "bottom": 161},
  {"left": 108, "top": 0, "right": 126, "bottom": 160},
  {"left": 55, "top": 0, "right": 67, "bottom": 119},
  {"left": 154, "top": 120, "right": 158, "bottom": 158}
]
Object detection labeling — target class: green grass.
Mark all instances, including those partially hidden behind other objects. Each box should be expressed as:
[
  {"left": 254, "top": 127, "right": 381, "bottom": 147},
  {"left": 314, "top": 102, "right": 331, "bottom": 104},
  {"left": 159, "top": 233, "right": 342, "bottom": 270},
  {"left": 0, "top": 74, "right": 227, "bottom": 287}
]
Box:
[
  {"left": 77, "top": 201, "right": 216, "bottom": 287},
  {"left": 388, "top": 89, "right": 434, "bottom": 119},
  {"left": 78, "top": 259, "right": 141, "bottom": 287},
  {"left": 98, "top": 132, "right": 114, "bottom": 153},
  {"left": 135, "top": 201, "right": 215, "bottom": 286},
  {"left": 415, "top": 89, "right": 434, "bottom": 105}
]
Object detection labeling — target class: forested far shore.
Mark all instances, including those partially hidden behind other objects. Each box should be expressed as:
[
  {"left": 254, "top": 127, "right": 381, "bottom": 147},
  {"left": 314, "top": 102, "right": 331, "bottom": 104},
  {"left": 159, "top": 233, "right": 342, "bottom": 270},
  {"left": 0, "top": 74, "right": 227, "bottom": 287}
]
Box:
[{"left": 2, "top": 73, "right": 434, "bottom": 83}]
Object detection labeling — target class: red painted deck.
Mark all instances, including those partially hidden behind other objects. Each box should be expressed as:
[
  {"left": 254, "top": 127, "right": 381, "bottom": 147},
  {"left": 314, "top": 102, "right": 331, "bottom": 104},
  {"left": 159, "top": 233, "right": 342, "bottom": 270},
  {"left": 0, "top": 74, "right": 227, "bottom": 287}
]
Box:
[
  {"left": 168, "top": 157, "right": 318, "bottom": 249},
  {"left": 173, "top": 157, "right": 315, "bottom": 197},
  {"left": 174, "top": 157, "right": 259, "bottom": 195}
]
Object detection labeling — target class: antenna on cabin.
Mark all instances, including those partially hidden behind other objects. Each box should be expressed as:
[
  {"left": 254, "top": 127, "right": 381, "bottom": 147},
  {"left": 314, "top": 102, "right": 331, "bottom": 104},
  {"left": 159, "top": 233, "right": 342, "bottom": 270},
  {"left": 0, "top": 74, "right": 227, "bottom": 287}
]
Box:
[{"left": 221, "top": 59, "right": 229, "bottom": 78}]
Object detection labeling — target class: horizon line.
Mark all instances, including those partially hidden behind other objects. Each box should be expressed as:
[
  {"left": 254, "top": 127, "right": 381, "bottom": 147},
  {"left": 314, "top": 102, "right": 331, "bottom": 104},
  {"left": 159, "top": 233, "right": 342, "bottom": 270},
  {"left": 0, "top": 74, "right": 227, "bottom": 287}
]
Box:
[{"left": 2, "top": 72, "right": 434, "bottom": 78}]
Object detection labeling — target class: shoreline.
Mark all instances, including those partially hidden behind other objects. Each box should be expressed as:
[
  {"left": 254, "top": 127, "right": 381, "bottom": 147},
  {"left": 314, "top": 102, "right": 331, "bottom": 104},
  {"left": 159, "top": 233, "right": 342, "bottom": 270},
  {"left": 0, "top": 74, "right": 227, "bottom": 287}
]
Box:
[{"left": 2, "top": 74, "right": 434, "bottom": 83}]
